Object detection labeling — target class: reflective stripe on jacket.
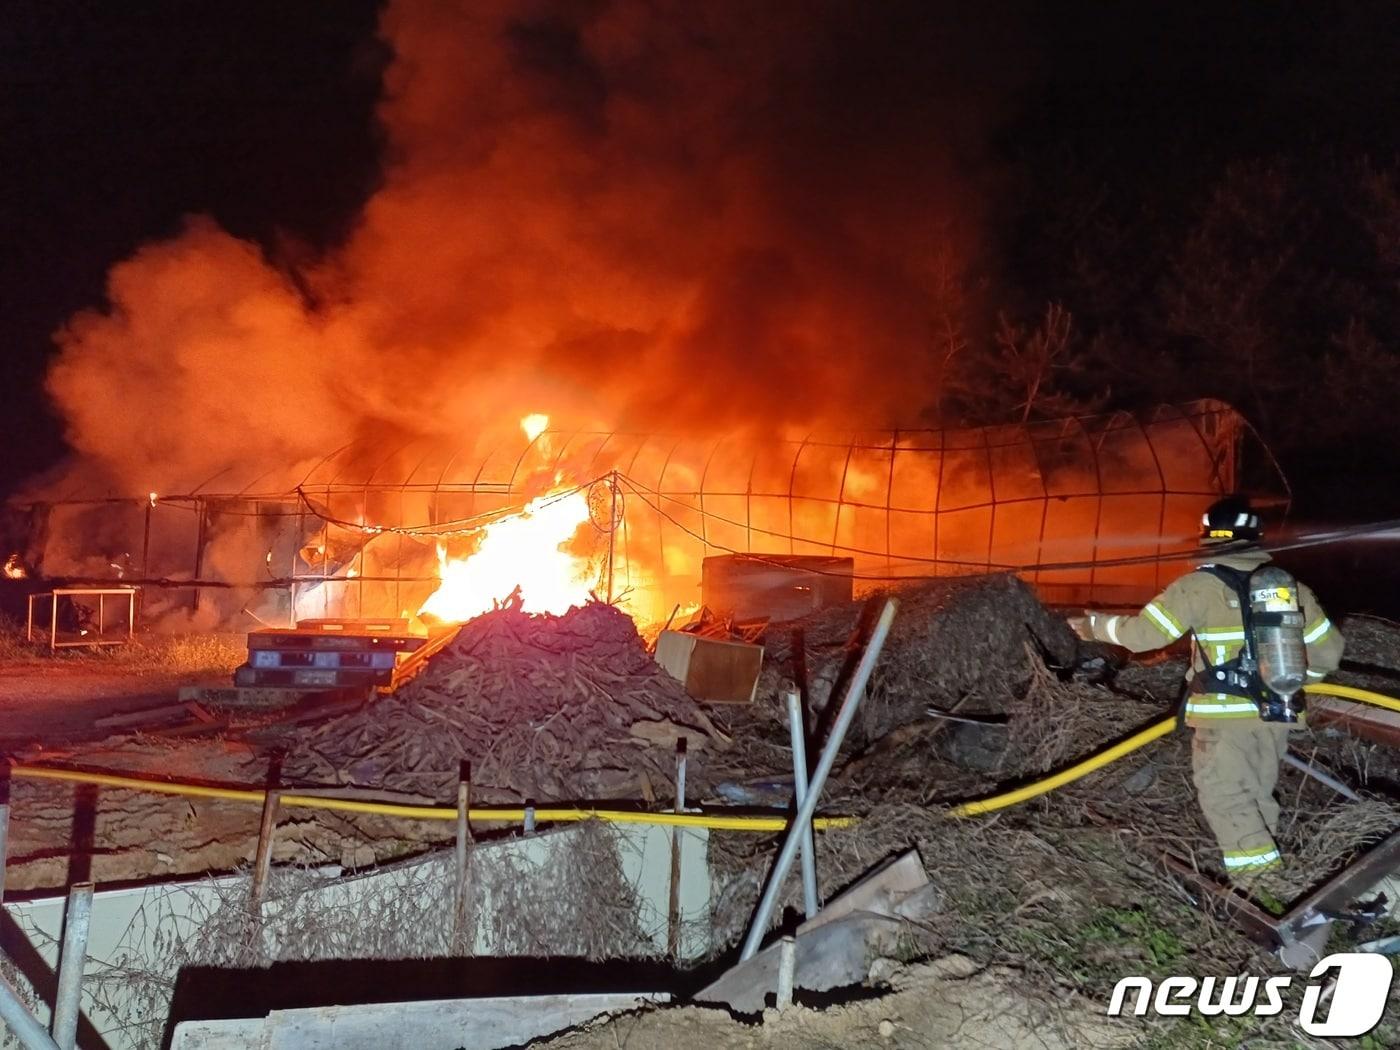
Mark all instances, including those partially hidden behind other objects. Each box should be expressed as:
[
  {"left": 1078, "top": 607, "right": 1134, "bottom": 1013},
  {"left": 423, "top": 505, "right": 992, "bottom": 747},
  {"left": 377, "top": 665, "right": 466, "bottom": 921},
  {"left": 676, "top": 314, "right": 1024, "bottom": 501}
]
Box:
[{"left": 1087, "top": 547, "right": 1344, "bottom": 726}]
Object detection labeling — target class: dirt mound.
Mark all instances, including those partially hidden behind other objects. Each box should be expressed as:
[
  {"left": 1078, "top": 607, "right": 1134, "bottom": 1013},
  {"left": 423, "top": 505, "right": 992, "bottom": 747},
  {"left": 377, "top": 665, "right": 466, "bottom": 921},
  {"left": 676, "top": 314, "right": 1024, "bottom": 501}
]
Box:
[{"left": 277, "top": 602, "right": 719, "bottom": 802}]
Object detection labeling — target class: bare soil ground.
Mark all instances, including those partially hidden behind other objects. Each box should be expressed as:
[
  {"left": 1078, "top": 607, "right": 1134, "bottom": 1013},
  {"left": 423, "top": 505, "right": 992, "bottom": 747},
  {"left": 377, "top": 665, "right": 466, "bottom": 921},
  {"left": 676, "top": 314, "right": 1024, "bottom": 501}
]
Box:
[
  {"left": 539, "top": 956, "right": 1132, "bottom": 1050},
  {"left": 0, "top": 631, "right": 244, "bottom": 749}
]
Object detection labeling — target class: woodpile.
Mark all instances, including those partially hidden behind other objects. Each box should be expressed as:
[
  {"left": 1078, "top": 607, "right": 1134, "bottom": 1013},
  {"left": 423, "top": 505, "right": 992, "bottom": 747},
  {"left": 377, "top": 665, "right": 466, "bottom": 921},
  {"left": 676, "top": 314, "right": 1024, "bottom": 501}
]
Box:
[{"left": 276, "top": 602, "right": 724, "bottom": 803}]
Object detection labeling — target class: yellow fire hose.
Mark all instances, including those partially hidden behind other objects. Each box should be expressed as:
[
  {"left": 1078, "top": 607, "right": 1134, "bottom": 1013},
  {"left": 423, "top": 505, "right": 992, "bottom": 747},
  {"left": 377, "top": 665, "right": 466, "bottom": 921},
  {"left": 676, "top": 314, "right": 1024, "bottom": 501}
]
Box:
[
  {"left": 948, "top": 716, "right": 1179, "bottom": 817},
  {"left": 5, "top": 684, "right": 1397, "bottom": 831},
  {"left": 948, "top": 682, "right": 1400, "bottom": 817},
  {"left": 5, "top": 763, "right": 854, "bottom": 832}
]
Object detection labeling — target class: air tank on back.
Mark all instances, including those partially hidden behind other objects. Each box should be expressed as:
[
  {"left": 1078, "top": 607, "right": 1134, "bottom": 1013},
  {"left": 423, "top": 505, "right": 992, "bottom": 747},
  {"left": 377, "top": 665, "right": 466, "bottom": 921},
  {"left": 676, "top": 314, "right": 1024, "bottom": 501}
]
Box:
[{"left": 1249, "top": 564, "right": 1308, "bottom": 701}]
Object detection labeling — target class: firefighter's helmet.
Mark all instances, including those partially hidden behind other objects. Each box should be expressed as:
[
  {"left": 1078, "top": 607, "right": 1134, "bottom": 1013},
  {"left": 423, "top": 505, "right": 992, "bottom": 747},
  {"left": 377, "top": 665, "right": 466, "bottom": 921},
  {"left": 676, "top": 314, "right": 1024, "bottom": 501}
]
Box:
[{"left": 1201, "top": 496, "right": 1261, "bottom": 543}]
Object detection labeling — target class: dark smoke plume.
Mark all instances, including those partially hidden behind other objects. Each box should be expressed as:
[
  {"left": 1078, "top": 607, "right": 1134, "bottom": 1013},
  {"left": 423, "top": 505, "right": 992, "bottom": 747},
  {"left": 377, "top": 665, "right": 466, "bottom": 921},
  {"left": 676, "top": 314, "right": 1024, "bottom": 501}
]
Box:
[{"left": 46, "top": 0, "right": 1026, "bottom": 494}]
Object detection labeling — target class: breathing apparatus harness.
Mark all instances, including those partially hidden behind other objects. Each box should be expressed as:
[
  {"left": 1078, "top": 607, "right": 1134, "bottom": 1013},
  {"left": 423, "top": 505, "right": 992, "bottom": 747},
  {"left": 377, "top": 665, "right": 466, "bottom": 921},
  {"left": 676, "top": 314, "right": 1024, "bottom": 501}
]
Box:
[{"left": 1189, "top": 561, "right": 1309, "bottom": 724}]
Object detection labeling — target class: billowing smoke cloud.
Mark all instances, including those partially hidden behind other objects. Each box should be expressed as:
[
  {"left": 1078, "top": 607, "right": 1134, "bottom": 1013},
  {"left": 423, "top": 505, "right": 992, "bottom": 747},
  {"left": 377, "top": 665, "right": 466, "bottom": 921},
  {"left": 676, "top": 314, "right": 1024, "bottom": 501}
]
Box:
[{"left": 46, "top": 0, "right": 1024, "bottom": 494}]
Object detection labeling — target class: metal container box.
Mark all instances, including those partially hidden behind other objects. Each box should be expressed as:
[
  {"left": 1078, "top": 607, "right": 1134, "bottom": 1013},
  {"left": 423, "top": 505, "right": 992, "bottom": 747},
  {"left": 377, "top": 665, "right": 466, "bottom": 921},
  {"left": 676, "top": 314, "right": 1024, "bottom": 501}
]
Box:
[{"left": 701, "top": 555, "right": 854, "bottom": 623}]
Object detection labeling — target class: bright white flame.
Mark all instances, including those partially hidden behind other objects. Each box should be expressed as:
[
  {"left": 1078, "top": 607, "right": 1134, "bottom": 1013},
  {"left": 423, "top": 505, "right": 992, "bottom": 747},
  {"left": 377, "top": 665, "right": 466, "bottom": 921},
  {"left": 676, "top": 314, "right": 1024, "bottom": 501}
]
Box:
[
  {"left": 419, "top": 490, "right": 594, "bottom": 623},
  {"left": 521, "top": 413, "right": 550, "bottom": 443},
  {"left": 148, "top": 491, "right": 158, "bottom": 507},
  {"left": 3, "top": 553, "right": 25, "bottom": 580}
]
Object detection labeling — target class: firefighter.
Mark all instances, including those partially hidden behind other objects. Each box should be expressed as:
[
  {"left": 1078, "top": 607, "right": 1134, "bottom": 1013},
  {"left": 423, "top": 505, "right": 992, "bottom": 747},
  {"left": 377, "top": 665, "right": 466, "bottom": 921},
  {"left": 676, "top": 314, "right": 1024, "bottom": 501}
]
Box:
[{"left": 1069, "top": 496, "right": 1344, "bottom": 892}]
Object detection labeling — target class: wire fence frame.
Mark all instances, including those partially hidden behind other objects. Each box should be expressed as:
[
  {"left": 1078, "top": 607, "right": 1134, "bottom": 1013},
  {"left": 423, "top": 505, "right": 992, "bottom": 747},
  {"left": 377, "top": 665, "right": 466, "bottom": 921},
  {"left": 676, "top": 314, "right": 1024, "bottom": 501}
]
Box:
[{"left": 18, "top": 400, "right": 1286, "bottom": 618}]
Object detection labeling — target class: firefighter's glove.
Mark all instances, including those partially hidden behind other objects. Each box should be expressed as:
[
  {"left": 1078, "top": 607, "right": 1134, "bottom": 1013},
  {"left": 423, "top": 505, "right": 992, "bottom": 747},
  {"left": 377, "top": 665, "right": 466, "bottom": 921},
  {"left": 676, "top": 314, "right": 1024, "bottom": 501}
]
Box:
[{"left": 1067, "top": 614, "right": 1094, "bottom": 642}]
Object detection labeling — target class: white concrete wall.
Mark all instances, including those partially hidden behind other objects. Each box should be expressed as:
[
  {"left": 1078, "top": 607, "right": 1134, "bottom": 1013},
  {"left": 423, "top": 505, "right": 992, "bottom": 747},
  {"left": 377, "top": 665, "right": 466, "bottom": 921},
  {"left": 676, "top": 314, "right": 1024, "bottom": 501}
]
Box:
[{"left": 2, "top": 822, "right": 708, "bottom": 1050}]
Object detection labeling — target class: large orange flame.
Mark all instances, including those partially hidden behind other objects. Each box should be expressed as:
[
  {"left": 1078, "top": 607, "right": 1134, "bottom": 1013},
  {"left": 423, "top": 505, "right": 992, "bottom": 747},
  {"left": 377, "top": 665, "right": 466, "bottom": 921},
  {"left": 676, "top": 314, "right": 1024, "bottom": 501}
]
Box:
[{"left": 417, "top": 489, "right": 595, "bottom": 624}]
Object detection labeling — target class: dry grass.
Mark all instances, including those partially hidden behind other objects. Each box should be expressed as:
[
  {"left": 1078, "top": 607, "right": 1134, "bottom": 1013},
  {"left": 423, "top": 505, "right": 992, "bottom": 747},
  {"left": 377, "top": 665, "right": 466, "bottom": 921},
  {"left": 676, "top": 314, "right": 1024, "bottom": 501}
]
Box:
[
  {"left": 61, "top": 821, "right": 656, "bottom": 1049},
  {"left": 0, "top": 616, "right": 244, "bottom": 678}
]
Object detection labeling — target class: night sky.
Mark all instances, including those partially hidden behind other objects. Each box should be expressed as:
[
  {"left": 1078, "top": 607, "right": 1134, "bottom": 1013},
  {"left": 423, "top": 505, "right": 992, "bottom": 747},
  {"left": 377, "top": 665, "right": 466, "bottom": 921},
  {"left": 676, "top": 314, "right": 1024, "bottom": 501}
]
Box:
[
  {"left": 2, "top": 1, "right": 385, "bottom": 493},
  {"left": 3, "top": 1, "right": 1398, "bottom": 501}
]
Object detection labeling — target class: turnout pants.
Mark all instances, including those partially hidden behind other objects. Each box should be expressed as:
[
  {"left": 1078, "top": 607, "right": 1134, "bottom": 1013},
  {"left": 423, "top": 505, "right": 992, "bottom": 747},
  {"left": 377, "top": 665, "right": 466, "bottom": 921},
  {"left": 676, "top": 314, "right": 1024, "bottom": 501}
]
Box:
[{"left": 1190, "top": 721, "right": 1291, "bottom": 880}]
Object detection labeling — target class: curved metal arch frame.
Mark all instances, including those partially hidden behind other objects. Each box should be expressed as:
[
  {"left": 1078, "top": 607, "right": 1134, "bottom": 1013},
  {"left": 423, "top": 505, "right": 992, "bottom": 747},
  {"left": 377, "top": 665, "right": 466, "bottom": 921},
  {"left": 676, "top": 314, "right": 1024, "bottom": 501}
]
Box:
[{"left": 157, "top": 400, "right": 1276, "bottom": 619}]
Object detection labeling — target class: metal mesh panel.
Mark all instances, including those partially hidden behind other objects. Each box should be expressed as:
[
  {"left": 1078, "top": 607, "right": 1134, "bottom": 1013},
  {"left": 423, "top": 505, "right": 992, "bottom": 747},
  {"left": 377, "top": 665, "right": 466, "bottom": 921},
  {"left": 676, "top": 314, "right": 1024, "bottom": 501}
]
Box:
[{"left": 26, "top": 400, "right": 1284, "bottom": 624}]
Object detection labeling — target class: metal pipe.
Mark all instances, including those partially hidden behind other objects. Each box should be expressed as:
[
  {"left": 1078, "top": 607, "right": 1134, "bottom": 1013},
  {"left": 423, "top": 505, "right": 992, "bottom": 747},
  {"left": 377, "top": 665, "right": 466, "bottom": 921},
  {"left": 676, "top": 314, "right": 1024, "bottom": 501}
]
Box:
[
  {"left": 192, "top": 502, "right": 208, "bottom": 614},
  {"left": 672, "top": 733, "right": 683, "bottom": 812},
  {"left": 785, "top": 687, "right": 819, "bottom": 919},
  {"left": 454, "top": 760, "right": 473, "bottom": 946},
  {"left": 141, "top": 501, "right": 151, "bottom": 580},
  {"left": 0, "top": 773, "right": 10, "bottom": 906},
  {"left": 1284, "top": 751, "right": 1361, "bottom": 801},
  {"left": 605, "top": 473, "right": 618, "bottom": 604},
  {"left": 52, "top": 881, "right": 93, "bottom": 1050},
  {"left": 250, "top": 790, "right": 281, "bottom": 913},
  {"left": 775, "top": 936, "right": 796, "bottom": 1009},
  {"left": 667, "top": 738, "right": 687, "bottom": 959},
  {"left": 0, "top": 971, "right": 60, "bottom": 1050},
  {"left": 740, "top": 598, "right": 897, "bottom": 961}
]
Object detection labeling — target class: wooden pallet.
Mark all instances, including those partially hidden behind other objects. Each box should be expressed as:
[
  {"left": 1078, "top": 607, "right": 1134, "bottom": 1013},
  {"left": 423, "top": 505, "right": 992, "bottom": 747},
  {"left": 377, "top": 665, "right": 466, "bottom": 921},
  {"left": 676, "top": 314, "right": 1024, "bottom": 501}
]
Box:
[
  {"left": 233, "top": 665, "right": 392, "bottom": 688},
  {"left": 247, "top": 629, "right": 426, "bottom": 652},
  {"left": 248, "top": 649, "right": 398, "bottom": 670}
]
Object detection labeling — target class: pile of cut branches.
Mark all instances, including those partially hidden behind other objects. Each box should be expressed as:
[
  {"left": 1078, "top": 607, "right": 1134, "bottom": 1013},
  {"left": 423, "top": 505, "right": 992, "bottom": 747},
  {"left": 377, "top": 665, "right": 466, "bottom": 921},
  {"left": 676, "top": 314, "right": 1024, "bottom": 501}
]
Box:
[{"left": 275, "top": 602, "right": 723, "bottom": 802}]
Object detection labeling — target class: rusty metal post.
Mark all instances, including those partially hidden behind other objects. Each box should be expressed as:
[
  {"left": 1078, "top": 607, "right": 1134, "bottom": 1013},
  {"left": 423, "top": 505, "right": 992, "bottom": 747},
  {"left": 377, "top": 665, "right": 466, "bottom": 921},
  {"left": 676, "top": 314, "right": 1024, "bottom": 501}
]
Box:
[
  {"left": 666, "top": 737, "right": 687, "bottom": 959},
  {"left": 249, "top": 754, "right": 283, "bottom": 915},
  {"left": 141, "top": 500, "right": 152, "bottom": 580},
  {"left": 192, "top": 500, "right": 208, "bottom": 614},
  {"left": 250, "top": 791, "right": 280, "bottom": 913},
  {"left": 0, "top": 768, "right": 10, "bottom": 906},
  {"left": 454, "top": 761, "right": 474, "bottom": 949},
  {"left": 51, "top": 881, "right": 93, "bottom": 1050}
]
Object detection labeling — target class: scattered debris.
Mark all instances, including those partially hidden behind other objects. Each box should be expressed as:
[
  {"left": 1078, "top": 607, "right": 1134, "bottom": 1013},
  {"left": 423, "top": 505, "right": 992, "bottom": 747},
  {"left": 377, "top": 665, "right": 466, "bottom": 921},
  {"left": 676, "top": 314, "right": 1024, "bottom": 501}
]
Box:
[
  {"left": 701, "top": 554, "right": 854, "bottom": 623},
  {"left": 654, "top": 630, "right": 764, "bottom": 704},
  {"left": 695, "top": 851, "right": 940, "bottom": 1013}
]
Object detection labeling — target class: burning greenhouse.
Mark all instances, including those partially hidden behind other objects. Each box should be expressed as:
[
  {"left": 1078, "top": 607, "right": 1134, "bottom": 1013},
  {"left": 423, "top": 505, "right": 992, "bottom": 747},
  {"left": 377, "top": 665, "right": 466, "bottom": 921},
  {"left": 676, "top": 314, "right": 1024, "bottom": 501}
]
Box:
[{"left": 11, "top": 399, "right": 1277, "bottom": 632}]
